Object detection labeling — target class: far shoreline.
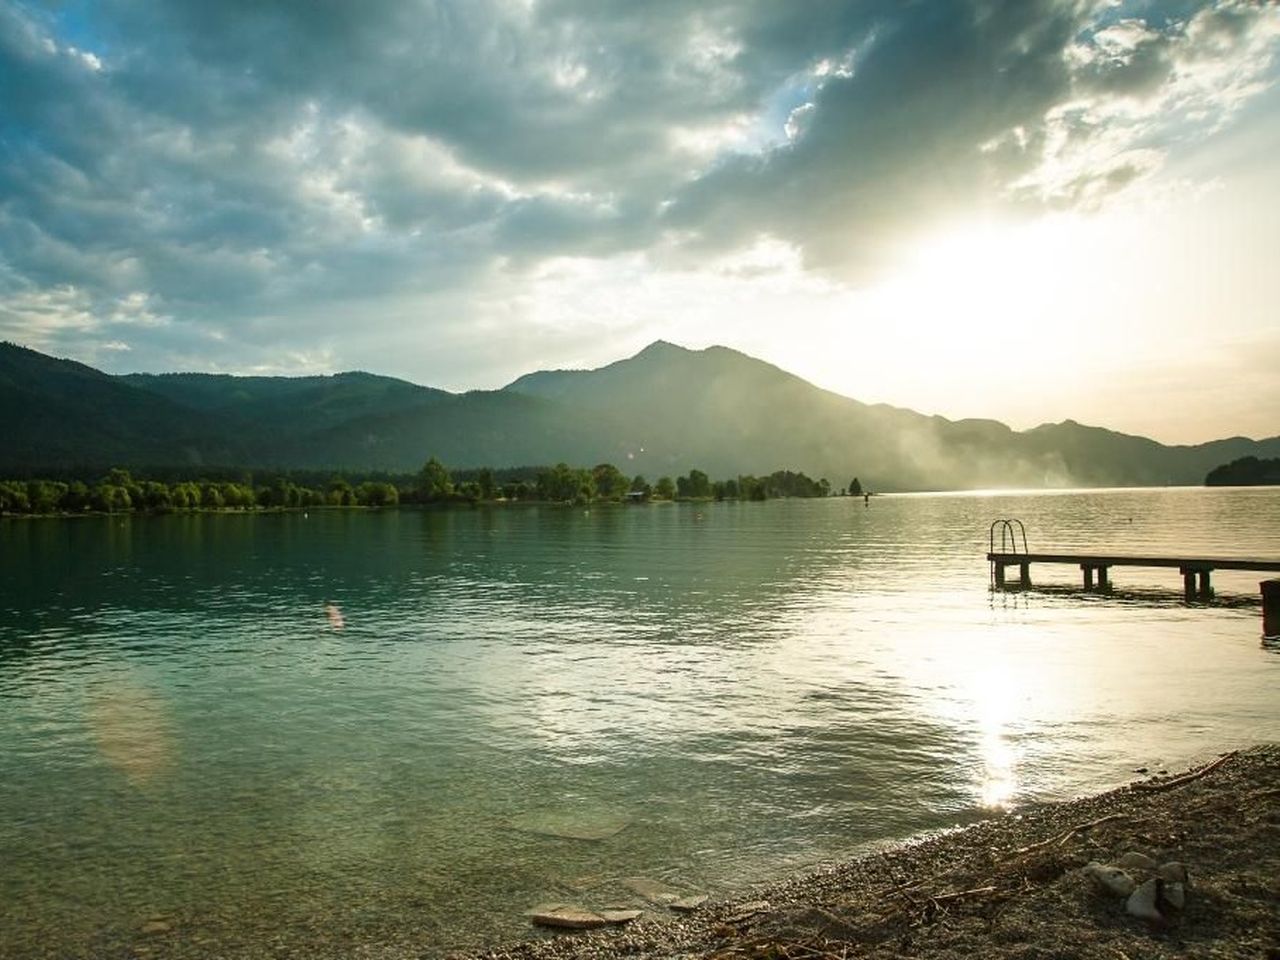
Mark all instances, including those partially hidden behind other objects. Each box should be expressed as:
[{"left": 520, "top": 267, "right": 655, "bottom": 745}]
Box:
[{"left": 8, "top": 483, "right": 1280, "bottom": 523}]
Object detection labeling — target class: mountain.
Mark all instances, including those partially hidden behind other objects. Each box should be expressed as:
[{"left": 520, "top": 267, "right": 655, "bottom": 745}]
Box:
[
  {"left": 3, "top": 339, "right": 1277, "bottom": 489},
  {"left": 0, "top": 342, "right": 244, "bottom": 468},
  {"left": 504, "top": 341, "right": 1280, "bottom": 488}
]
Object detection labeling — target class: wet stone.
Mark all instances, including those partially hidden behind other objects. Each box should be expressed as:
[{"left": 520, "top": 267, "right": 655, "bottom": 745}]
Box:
[
  {"left": 623, "top": 878, "right": 681, "bottom": 903},
  {"left": 599, "top": 909, "right": 642, "bottom": 924},
  {"left": 527, "top": 906, "right": 610, "bottom": 930}
]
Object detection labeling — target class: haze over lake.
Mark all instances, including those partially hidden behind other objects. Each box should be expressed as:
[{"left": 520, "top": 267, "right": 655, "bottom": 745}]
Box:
[{"left": 2, "top": 487, "right": 1277, "bottom": 957}]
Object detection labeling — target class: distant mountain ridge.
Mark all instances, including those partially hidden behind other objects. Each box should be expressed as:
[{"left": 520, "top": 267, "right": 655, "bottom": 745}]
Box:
[{"left": 2, "top": 339, "right": 1277, "bottom": 489}]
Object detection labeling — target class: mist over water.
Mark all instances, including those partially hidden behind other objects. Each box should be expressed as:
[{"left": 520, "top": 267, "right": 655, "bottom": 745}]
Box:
[{"left": 1, "top": 488, "right": 1278, "bottom": 956}]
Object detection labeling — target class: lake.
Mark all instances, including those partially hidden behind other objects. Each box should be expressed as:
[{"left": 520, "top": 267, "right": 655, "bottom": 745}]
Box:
[{"left": 2, "top": 488, "right": 1278, "bottom": 957}]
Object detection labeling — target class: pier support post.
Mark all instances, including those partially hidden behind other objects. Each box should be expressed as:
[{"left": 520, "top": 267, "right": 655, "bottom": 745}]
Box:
[
  {"left": 1097, "top": 567, "right": 1109, "bottom": 591},
  {"left": 1263, "top": 579, "right": 1280, "bottom": 638},
  {"left": 994, "top": 563, "right": 1005, "bottom": 590},
  {"left": 1182, "top": 569, "right": 1196, "bottom": 603},
  {"left": 1082, "top": 565, "right": 1094, "bottom": 591},
  {"left": 1198, "top": 570, "right": 1213, "bottom": 600},
  {"left": 1020, "top": 563, "right": 1031, "bottom": 588}
]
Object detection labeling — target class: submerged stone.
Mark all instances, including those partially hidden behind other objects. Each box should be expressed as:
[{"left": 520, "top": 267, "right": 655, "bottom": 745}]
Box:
[
  {"left": 599, "top": 909, "right": 643, "bottom": 924},
  {"left": 623, "top": 878, "right": 681, "bottom": 903},
  {"left": 509, "top": 809, "right": 629, "bottom": 841},
  {"left": 527, "top": 906, "right": 610, "bottom": 930},
  {"left": 670, "top": 894, "right": 709, "bottom": 912}
]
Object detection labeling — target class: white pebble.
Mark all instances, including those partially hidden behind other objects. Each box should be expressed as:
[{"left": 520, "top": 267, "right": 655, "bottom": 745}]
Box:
[
  {"left": 1126, "top": 878, "right": 1163, "bottom": 922},
  {"left": 1082, "top": 862, "right": 1137, "bottom": 898}
]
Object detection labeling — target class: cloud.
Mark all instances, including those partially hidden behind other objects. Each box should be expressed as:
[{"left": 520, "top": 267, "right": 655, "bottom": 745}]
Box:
[
  {"left": 0, "top": 0, "right": 1276, "bottom": 374},
  {"left": 665, "top": 0, "right": 1280, "bottom": 275}
]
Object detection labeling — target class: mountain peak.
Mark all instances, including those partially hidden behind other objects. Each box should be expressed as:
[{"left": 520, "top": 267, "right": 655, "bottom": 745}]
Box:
[{"left": 633, "top": 339, "right": 693, "bottom": 359}]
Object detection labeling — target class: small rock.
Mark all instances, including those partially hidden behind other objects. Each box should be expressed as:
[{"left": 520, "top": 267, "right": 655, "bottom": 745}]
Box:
[
  {"left": 1116, "top": 852, "right": 1158, "bottom": 871},
  {"left": 1082, "top": 862, "right": 1137, "bottom": 897},
  {"left": 1162, "top": 881, "right": 1186, "bottom": 910},
  {"left": 724, "top": 900, "right": 771, "bottom": 924},
  {"left": 1126, "top": 878, "right": 1163, "bottom": 922},
  {"left": 1133, "top": 767, "right": 1149, "bottom": 774},
  {"left": 670, "top": 895, "right": 708, "bottom": 912},
  {"left": 1157, "top": 862, "right": 1189, "bottom": 884},
  {"left": 527, "top": 906, "right": 610, "bottom": 930},
  {"left": 599, "top": 909, "right": 642, "bottom": 924}
]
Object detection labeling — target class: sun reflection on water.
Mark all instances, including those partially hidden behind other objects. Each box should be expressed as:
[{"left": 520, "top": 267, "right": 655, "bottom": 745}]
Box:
[{"left": 966, "top": 661, "right": 1022, "bottom": 810}]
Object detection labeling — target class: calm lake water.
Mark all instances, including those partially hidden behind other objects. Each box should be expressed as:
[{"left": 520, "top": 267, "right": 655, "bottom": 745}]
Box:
[{"left": 2, "top": 488, "right": 1278, "bottom": 957}]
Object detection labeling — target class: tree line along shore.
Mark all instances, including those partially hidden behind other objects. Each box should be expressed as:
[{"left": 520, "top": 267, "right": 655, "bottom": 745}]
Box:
[{"left": 0, "top": 459, "right": 869, "bottom": 516}]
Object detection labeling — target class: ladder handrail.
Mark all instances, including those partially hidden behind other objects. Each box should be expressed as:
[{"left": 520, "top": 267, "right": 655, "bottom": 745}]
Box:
[{"left": 989, "top": 519, "right": 1028, "bottom": 555}]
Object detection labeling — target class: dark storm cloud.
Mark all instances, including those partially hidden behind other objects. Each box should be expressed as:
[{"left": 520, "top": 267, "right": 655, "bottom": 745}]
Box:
[
  {"left": 664, "top": 0, "right": 1280, "bottom": 274},
  {"left": 664, "top": 1, "right": 1086, "bottom": 272},
  {"left": 0, "top": 0, "right": 1275, "bottom": 368}
]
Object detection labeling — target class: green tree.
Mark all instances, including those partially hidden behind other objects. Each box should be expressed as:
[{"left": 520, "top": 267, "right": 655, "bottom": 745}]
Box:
[
  {"left": 502, "top": 480, "right": 532, "bottom": 500},
  {"left": 849, "top": 477, "right": 863, "bottom": 497},
  {"left": 202, "top": 483, "right": 225, "bottom": 508},
  {"left": 91, "top": 483, "right": 132, "bottom": 513},
  {"left": 218, "top": 482, "right": 254, "bottom": 509},
  {"left": 538, "top": 463, "right": 593, "bottom": 502},
  {"left": 327, "top": 478, "right": 355, "bottom": 506},
  {"left": 140, "top": 481, "right": 172, "bottom": 510},
  {"left": 592, "top": 463, "right": 628, "bottom": 501},
  {"left": 687, "top": 468, "right": 710, "bottom": 499},
  {"left": 654, "top": 476, "right": 675, "bottom": 500},
  {"left": 257, "top": 478, "right": 300, "bottom": 508},
  {"left": 26, "top": 480, "right": 67, "bottom": 513},
  {"left": 171, "top": 482, "right": 202, "bottom": 509},
  {"left": 418, "top": 457, "right": 454, "bottom": 501},
  {"left": 61, "top": 481, "right": 91, "bottom": 512},
  {"left": 104, "top": 468, "right": 143, "bottom": 504},
  {"left": 476, "top": 468, "right": 497, "bottom": 500},
  {"left": 0, "top": 482, "right": 31, "bottom": 513},
  {"left": 356, "top": 481, "right": 399, "bottom": 506}
]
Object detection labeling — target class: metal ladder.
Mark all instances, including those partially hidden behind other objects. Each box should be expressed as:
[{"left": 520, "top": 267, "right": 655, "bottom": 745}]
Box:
[{"left": 989, "top": 519, "right": 1029, "bottom": 589}]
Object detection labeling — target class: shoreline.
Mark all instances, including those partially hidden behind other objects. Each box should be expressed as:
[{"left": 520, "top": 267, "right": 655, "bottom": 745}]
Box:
[{"left": 459, "top": 746, "right": 1280, "bottom": 960}]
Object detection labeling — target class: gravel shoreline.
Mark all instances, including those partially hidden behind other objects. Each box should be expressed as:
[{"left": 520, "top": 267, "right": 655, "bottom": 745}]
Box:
[{"left": 460, "top": 746, "right": 1280, "bottom": 960}]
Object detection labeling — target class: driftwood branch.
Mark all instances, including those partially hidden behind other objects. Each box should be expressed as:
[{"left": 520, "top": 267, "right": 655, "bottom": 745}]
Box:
[
  {"left": 1014, "top": 813, "right": 1126, "bottom": 855},
  {"left": 929, "top": 885, "right": 998, "bottom": 904},
  {"left": 1130, "top": 751, "right": 1238, "bottom": 793}
]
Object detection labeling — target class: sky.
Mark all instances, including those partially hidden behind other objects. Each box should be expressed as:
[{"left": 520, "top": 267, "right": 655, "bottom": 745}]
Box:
[{"left": 1, "top": 0, "right": 1278, "bottom": 445}]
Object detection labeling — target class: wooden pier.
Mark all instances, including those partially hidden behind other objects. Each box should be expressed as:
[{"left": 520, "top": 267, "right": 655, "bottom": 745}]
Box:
[{"left": 987, "top": 551, "right": 1280, "bottom": 601}]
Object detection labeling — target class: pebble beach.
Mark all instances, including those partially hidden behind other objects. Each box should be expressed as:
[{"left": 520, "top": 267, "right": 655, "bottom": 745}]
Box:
[{"left": 463, "top": 746, "right": 1280, "bottom": 960}]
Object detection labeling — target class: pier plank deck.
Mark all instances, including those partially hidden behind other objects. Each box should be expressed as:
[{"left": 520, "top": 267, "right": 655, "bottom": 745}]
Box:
[{"left": 986, "top": 551, "right": 1280, "bottom": 599}]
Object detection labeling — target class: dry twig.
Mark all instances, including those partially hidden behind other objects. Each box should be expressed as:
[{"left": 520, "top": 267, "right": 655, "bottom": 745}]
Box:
[
  {"left": 1014, "top": 813, "right": 1126, "bottom": 855},
  {"left": 929, "top": 885, "right": 998, "bottom": 903},
  {"left": 1130, "top": 751, "right": 1237, "bottom": 793}
]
